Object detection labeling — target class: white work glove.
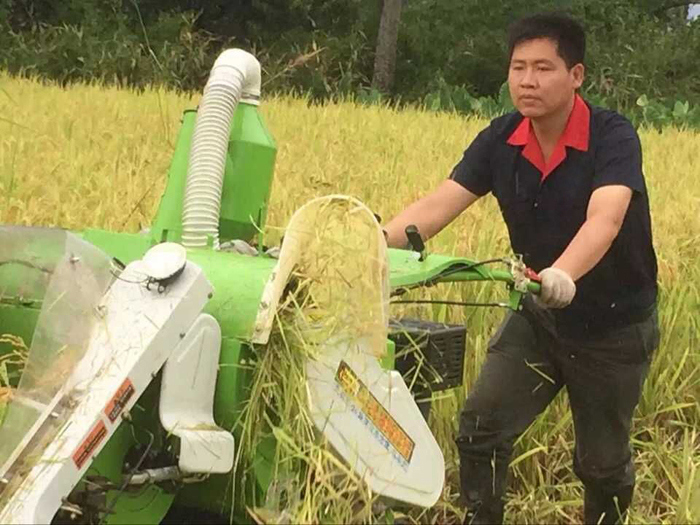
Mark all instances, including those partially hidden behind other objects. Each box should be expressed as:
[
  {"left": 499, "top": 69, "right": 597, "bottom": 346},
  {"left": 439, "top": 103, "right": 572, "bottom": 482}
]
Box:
[{"left": 534, "top": 267, "right": 576, "bottom": 309}]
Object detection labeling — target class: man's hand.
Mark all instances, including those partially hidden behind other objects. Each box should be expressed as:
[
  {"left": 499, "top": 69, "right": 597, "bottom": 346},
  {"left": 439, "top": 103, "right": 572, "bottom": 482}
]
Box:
[{"left": 535, "top": 267, "right": 576, "bottom": 309}]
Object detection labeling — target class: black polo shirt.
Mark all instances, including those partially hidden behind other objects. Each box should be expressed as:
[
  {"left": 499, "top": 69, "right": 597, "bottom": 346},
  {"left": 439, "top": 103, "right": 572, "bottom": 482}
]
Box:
[{"left": 449, "top": 96, "right": 658, "bottom": 338}]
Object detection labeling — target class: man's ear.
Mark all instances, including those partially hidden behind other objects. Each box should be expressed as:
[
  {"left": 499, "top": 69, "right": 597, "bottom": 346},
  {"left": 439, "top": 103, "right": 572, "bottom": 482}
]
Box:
[{"left": 572, "top": 63, "right": 585, "bottom": 89}]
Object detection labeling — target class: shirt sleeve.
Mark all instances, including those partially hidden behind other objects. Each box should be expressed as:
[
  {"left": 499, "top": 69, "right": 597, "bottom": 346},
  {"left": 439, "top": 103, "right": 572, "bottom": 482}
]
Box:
[
  {"left": 592, "top": 115, "right": 645, "bottom": 194},
  {"left": 449, "top": 124, "right": 494, "bottom": 196}
]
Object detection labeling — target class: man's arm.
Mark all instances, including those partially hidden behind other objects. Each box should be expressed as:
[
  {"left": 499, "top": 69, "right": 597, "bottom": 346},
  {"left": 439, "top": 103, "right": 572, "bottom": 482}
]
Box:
[
  {"left": 538, "top": 111, "right": 644, "bottom": 309},
  {"left": 553, "top": 184, "right": 633, "bottom": 281},
  {"left": 383, "top": 180, "right": 481, "bottom": 248},
  {"left": 384, "top": 121, "right": 495, "bottom": 248},
  {"left": 535, "top": 185, "right": 632, "bottom": 308}
]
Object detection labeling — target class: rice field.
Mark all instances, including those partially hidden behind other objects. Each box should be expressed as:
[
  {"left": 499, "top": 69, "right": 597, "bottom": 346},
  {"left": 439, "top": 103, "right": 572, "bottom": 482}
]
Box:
[{"left": 0, "top": 72, "right": 699, "bottom": 524}]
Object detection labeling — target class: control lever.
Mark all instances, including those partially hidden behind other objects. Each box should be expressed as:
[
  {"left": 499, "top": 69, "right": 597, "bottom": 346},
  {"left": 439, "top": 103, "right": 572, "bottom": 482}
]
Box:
[{"left": 405, "top": 225, "right": 426, "bottom": 261}]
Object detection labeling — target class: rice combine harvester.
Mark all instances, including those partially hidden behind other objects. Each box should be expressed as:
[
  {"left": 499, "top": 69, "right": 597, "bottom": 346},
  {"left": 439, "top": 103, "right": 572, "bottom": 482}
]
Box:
[{"left": 0, "top": 50, "right": 540, "bottom": 524}]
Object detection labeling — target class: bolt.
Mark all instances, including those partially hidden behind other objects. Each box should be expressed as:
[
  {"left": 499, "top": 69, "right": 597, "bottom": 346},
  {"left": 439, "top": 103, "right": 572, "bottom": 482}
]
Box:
[{"left": 180, "top": 332, "right": 186, "bottom": 339}]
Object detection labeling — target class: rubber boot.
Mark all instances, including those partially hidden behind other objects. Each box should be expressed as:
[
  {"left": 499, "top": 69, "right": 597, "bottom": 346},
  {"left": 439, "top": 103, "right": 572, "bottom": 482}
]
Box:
[
  {"left": 583, "top": 485, "right": 634, "bottom": 525},
  {"left": 462, "top": 490, "right": 504, "bottom": 525}
]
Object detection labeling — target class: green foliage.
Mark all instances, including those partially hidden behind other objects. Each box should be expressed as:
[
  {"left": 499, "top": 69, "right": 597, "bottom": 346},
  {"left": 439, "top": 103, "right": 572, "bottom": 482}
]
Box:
[
  {"left": 632, "top": 94, "right": 700, "bottom": 129},
  {"left": 417, "top": 80, "right": 700, "bottom": 129},
  {"left": 0, "top": 0, "right": 699, "bottom": 126},
  {"left": 420, "top": 79, "right": 515, "bottom": 119},
  {"left": 582, "top": 4, "right": 700, "bottom": 109},
  {"left": 258, "top": 30, "right": 375, "bottom": 101},
  {"left": 0, "top": 4, "right": 223, "bottom": 91}
]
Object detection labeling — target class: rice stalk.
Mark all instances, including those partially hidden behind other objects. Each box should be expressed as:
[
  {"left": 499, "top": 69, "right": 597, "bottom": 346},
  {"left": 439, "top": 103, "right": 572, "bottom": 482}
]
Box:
[{"left": 0, "top": 334, "right": 28, "bottom": 423}]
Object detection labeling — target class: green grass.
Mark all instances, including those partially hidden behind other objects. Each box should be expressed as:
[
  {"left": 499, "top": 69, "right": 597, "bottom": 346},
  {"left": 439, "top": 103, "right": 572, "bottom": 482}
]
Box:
[{"left": 0, "top": 72, "right": 699, "bottom": 524}]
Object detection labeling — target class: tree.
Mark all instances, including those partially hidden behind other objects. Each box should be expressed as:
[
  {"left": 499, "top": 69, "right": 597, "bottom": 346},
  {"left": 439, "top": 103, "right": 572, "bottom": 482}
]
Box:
[{"left": 372, "top": 0, "right": 403, "bottom": 93}]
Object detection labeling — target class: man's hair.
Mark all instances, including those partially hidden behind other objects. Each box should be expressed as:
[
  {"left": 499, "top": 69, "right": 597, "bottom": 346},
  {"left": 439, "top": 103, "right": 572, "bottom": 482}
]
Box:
[{"left": 507, "top": 13, "right": 586, "bottom": 69}]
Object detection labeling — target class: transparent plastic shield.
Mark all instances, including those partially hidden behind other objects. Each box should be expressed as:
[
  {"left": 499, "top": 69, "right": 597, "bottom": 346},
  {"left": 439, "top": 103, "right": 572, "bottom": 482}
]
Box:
[{"left": 0, "top": 227, "right": 113, "bottom": 475}]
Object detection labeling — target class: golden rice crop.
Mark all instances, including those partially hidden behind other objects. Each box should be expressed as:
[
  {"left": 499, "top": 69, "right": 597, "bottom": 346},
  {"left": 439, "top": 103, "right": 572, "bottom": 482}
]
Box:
[
  {"left": 1, "top": 72, "right": 699, "bottom": 524},
  {"left": 0, "top": 334, "right": 29, "bottom": 425}
]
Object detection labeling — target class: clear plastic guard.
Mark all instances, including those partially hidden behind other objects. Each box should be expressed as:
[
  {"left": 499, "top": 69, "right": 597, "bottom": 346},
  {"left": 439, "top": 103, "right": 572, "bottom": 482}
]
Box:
[{"left": 0, "top": 227, "right": 113, "bottom": 478}]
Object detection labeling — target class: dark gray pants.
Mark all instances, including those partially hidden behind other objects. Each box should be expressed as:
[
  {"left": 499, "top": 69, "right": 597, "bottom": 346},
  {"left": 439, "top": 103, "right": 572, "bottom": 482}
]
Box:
[{"left": 456, "top": 299, "right": 660, "bottom": 524}]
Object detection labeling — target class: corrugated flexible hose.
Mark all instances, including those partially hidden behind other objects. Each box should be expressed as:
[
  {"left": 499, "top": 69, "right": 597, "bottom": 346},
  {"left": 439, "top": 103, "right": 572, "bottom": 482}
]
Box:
[{"left": 182, "top": 49, "right": 261, "bottom": 249}]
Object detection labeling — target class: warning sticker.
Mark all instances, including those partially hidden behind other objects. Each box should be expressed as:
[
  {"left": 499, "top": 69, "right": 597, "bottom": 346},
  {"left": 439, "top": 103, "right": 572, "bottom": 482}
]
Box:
[
  {"left": 73, "top": 420, "right": 107, "bottom": 469},
  {"left": 335, "top": 360, "right": 415, "bottom": 464},
  {"left": 104, "top": 378, "right": 135, "bottom": 423}
]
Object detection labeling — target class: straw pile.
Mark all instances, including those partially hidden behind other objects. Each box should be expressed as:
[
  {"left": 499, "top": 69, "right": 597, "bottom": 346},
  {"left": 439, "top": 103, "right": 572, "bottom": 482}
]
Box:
[{"left": 238, "top": 196, "right": 406, "bottom": 524}]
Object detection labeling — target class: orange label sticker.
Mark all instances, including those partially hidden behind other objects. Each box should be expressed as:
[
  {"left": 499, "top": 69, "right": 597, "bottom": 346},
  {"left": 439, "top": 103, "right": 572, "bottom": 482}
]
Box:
[
  {"left": 104, "top": 378, "right": 135, "bottom": 423},
  {"left": 73, "top": 420, "right": 107, "bottom": 469},
  {"left": 336, "top": 360, "right": 415, "bottom": 464}
]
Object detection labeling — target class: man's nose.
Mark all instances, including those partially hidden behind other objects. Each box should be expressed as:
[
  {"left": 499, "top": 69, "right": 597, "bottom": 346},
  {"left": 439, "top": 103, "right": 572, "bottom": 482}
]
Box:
[{"left": 520, "top": 68, "right": 536, "bottom": 87}]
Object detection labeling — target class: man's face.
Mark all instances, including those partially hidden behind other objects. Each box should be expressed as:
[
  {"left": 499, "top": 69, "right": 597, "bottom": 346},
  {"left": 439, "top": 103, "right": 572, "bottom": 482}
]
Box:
[{"left": 508, "top": 38, "right": 584, "bottom": 118}]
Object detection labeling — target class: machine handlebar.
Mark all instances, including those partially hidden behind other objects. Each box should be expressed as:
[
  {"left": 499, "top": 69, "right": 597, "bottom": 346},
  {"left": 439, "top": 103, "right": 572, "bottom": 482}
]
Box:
[{"left": 388, "top": 225, "right": 542, "bottom": 310}]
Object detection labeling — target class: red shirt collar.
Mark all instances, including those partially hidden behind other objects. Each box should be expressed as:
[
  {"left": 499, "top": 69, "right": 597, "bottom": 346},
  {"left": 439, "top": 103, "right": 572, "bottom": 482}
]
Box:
[{"left": 507, "top": 94, "right": 590, "bottom": 180}]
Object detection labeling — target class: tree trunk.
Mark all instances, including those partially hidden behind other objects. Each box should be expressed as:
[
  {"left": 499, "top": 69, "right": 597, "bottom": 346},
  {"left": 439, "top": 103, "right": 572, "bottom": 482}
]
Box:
[{"left": 372, "top": 0, "right": 403, "bottom": 93}]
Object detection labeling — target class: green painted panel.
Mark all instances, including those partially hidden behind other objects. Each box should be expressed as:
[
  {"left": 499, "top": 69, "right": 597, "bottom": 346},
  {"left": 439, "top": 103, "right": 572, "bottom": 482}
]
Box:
[
  {"left": 185, "top": 249, "right": 276, "bottom": 340},
  {"left": 150, "top": 110, "right": 196, "bottom": 245},
  {"left": 219, "top": 103, "right": 277, "bottom": 245},
  {"left": 80, "top": 230, "right": 154, "bottom": 265},
  {"left": 149, "top": 103, "right": 277, "bottom": 247},
  {"left": 388, "top": 249, "right": 486, "bottom": 289},
  {"left": 0, "top": 303, "right": 40, "bottom": 362}
]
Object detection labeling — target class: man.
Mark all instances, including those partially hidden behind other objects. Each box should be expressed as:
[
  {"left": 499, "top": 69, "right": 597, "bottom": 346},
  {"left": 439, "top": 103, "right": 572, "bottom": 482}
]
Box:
[{"left": 383, "top": 13, "right": 660, "bottom": 525}]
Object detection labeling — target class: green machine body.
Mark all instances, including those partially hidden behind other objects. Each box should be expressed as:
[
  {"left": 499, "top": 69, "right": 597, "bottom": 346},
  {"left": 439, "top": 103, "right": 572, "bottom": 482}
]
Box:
[{"left": 150, "top": 103, "right": 277, "bottom": 246}]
